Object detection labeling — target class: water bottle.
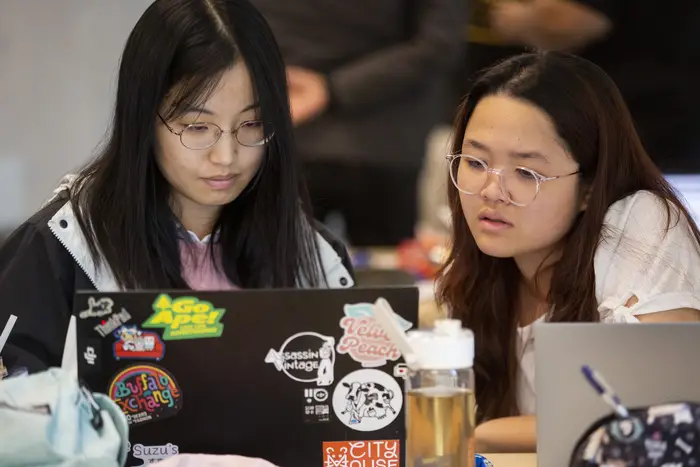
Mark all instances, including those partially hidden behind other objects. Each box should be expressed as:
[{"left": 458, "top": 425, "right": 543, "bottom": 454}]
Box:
[{"left": 405, "top": 319, "right": 476, "bottom": 467}]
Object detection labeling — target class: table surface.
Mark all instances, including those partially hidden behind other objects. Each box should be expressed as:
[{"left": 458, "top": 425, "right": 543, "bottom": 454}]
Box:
[{"left": 482, "top": 453, "right": 537, "bottom": 467}]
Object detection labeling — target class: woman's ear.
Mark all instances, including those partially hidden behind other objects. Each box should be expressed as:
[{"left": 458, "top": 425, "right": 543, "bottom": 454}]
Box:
[{"left": 579, "top": 186, "right": 591, "bottom": 212}]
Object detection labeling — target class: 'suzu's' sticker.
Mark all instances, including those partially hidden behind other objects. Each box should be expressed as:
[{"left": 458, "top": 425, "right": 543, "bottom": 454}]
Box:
[
  {"left": 108, "top": 364, "right": 182, "bottom": 426},
  {"left": 130, "top": 442, "right": 180, "bottom": 464}
]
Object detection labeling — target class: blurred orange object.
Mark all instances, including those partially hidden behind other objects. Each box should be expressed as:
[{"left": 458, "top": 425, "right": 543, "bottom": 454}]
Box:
[{"left": 396, "top": 232, "right": 449, "bottom": 279}]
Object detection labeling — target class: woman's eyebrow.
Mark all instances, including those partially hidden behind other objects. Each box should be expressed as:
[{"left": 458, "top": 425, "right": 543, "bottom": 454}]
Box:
[{"left": 463, "top": 138, "right": 550, "bottom": 163}]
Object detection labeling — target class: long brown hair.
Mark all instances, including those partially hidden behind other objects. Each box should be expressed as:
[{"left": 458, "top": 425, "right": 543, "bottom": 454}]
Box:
[{"left": 436, "top": 52, "right": 700, "bottom": 422}]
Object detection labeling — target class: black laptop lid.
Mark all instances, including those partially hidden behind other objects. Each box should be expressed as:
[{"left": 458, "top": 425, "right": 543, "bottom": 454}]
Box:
[{"left": 75, "top": 287, "right": 418, "bottom": 466}]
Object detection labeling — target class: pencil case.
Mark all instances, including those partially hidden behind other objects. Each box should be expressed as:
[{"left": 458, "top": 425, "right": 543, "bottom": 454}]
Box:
[{"left": 570, "top": 402, "right": 700, "bottom": 466}]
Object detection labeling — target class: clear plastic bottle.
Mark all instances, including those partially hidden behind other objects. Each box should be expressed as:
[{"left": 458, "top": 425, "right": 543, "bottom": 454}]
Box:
[{"left": 405, "top": 319, "right": 476, "bottom": 467}]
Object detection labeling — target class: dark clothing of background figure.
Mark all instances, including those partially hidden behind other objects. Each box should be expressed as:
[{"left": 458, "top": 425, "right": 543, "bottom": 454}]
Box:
[
  {"left": 304, "top": 161, "right": 419, "bottom": 247},
  {"left": 571, "top": 0, "right": 700, "bottom": 173},
  {"left": 253, "top": 0, "right": 465, "bottom": 246},
  {"left": 442, "top": 0, "right": 527, "bottom": 124}
]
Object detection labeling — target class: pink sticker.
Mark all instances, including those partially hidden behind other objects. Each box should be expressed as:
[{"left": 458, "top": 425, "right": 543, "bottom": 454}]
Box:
[{"left": 336, "top": 302, "right": 413, "bottom": 368}]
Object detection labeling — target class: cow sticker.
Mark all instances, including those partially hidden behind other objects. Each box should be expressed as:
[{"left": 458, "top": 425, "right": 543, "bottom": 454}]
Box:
[
  {"left": 112, "top": 325, "right": 165, "bottom": 361},
  {"left": 332, "top": 368, "right": 403, "bottom": 432},
  {"left": 265, "top": 332, "right": 336, "bottom": 386},
  {"left": 337, "top": 301, "right": 414, "bottom": 368}
]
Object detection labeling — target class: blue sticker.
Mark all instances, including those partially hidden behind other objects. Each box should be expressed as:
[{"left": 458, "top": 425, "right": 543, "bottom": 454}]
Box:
[{"left": 112, "top": 325, "right": 165, "bottom": 361}]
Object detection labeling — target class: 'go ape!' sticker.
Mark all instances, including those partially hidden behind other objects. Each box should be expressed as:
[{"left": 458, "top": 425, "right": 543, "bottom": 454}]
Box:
[
  {"left": 108, "top": 364, "right": 182, "bottom": 426},
  {"left": 142, "top": 294, "right": 225, "bottom": 340}
]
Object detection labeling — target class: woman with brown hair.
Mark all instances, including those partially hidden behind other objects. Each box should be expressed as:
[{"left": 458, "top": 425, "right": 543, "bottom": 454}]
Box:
[{"left": 437, "top": 52, "right": 700, "bottom": 452}]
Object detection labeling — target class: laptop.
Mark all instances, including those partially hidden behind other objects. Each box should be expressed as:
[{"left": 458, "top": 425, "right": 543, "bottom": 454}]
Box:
[
  {"left": 74, "top": 287, "right": 419, "bottom": 467},
  {"left": 535, "top": 323, "right": 700, "bottom": 467}
]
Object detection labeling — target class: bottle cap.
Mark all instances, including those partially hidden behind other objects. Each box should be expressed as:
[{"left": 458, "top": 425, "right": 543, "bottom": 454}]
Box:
[{"left": 406, "top": 319, "right": 474, "bottom": 370}]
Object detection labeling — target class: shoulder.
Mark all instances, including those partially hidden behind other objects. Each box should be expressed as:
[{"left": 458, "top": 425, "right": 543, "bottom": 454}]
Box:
[
  {"left": 603, "top": 190, "right": 681, "bottom": 232},
  {"left": 310, "top": 219, "right": 356, "bottom": 288},
  {"left": 599, "top": 190, "right": 697, "bottom": 262},
  {"left": 0, "top": 190, "right": 84, "bottom": 293},
  {"left": 2, "top": 191, "right": 69, "bottom": 253},
  {"left": 595, "top": 190, "right": 700, "bottom": 320}
]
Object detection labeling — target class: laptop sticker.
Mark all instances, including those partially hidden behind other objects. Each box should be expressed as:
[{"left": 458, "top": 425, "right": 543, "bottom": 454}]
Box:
[
  {"left": 108, "top": 364, "right": 182, "bottom": 426},
  {"left": 129, "top": 442, "right": 180, "bottom": 465},
  {"left": 332, "top": 369, "right": 403, "bottom": 432},
  {"left": 323, "top": 440, "right": 400, "bottom": 467},
  {"left": 78, "top": 296, "right": 114, "bottom": 319},
  {"left": 337, "top": 301, "right": 414, "bottom": 368},
  {"left": 112, "top": 325, "right": 165, "bottom": 361},
  {"left": 303, "top": 387, "right": 331, "bottom": 423},
  {"left": 142, "top": 294, "right": 226, "bottom": 340},
  {"left": 393, "top": 363, "right": 408, "bottom": 380},
  {"left": 94, "top": 308, "right": 133, "bottom": 337},
  {"left": 83, "top": 346, "right": 97, "bottom": 365},
  {"left": 265, "top": 332, "right": 336, "bottom": 386}
]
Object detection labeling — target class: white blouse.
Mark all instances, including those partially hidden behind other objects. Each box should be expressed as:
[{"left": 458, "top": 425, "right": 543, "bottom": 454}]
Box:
[{"left": 516, "top": 190, "right": 700, "bottom": 415}]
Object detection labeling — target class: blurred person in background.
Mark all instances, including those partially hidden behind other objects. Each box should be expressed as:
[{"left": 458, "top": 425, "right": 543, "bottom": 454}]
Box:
[
  {"left": 490, "top": 0, "right": 700, "bottom": 173},
  {"left": 252, "top": 0, "right": 466, "bottom": 247}
]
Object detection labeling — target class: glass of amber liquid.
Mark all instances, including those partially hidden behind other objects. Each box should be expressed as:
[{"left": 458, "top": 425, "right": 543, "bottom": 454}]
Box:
[{"left": 405, "top": 320, "right": 476, "bottom": 467}]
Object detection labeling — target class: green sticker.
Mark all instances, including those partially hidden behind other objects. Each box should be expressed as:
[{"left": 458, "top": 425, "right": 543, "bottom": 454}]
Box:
[{"left": 142, "top": 294, "right": 225, "bottom": 340}]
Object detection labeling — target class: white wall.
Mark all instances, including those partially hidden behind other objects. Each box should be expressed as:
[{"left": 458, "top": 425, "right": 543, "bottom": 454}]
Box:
[{"left": 0, "top": 0, "right": 152, "bottom": 230}]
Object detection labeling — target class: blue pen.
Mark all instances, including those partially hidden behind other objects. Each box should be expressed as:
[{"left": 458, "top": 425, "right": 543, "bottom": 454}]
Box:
[
  {"left": 581, "top": 365, "right": 629, "bottom": 418},
  {"left": 475, "top": 454, "right": 494, "bottom": 467}
]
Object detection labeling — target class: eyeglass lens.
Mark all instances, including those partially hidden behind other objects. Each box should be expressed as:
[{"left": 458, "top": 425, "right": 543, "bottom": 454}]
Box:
[
  {"left": 181, "top": 121, "right": 269, "bottom": 149},
  {"left": 449, "top": 156, "right": 540, "bottom": 206}
]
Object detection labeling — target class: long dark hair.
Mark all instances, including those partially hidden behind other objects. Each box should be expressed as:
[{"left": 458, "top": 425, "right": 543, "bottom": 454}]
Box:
[
  {"left": 437, "top": 52, "right": 700, "bottom": 422},
  {"left": 71, "top": 0, "right": 323, "bottom": 289}
]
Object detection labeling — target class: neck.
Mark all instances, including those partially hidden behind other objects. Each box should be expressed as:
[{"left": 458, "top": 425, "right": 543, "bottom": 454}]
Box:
[
  {"left": 171, "top": 195, "right": 221, "bottom": 241},
  {"left": 513, "top": 245, "right": 561, "bottom": 288},
  {"left": 513, "top": 247, "right": 560, "bottom": 325}
]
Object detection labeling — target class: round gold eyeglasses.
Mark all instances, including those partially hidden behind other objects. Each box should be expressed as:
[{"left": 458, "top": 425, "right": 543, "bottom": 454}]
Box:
[{"left": 158, "top": 114, "right": 274, "bottom": 150}]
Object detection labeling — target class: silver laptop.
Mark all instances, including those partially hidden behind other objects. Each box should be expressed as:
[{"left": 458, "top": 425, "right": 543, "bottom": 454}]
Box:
[{"left": 535, "top": 323, "right": 700, "bottom": 467}]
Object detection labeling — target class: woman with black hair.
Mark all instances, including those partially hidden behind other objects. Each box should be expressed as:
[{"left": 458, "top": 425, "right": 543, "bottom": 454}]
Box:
[{"left": 0, "top": 0, "right": 354, "bottom": 375}]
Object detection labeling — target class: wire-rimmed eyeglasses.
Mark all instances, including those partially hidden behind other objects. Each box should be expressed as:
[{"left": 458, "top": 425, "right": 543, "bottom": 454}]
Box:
[
  {"left": 446, "top": 154, "right": 580, "bottom": 207},
  {"left": 158, "top": 114, "right": 274, "bottom": 150}
]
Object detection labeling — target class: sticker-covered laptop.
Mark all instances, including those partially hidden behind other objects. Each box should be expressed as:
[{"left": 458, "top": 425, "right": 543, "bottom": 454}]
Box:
[{"left": 74, "top": 287, "right": 419, "bottom": 466}]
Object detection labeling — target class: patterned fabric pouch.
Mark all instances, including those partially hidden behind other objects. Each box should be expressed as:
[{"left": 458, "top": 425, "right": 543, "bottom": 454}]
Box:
[{"left": 570, "top": 402, "right": 700, "bottom": 466}]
